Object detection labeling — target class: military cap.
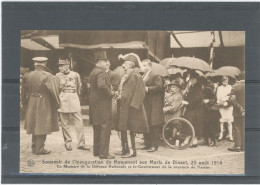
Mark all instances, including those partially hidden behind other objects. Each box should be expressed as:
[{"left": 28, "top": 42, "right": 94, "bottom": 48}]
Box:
[
  {"left": 32, "top": 57, "right": 48, "bottom": 63},
  {"left": 58, "top": 59, "right": 70, "bottom": 65}
]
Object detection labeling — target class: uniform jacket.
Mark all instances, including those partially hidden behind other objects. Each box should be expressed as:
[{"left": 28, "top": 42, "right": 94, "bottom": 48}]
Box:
[
  {"left": 118, "top": 70, "right": 149, "bottom": 133},
  {"left": 56, "top": 71, "right": 81, "bottom": 113},
  {"left": 143, "top": 71, "right": 164, "bottom": 126},
  {"left": 89, "top": 67, "right": 112, "bottom": 125},
  {"left": 22, "top": 65, "right": 60, "bottom": 135}
]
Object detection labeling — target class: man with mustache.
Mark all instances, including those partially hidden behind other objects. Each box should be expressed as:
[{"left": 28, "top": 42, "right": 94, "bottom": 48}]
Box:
[{"left": 115, "top": 53, "right": 149, "bottom": 158}]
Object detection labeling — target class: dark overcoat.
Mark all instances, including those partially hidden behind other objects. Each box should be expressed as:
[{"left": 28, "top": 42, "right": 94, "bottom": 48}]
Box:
[
  {"left": 229, "top": 80, "right": 245, "bottom": 118},
  {"left": 184, "top": 82, "right": 204, "bottom": 137},
  {"left": 22, "top": 66, "right": 60, "bottom": 135},
  {"left": 143, "top": 72, "right": 164, "bottom": 126},
  {"left": 118, "top": 71, "right": 149, "bottom": 133},
  {"left": 89, "top": 67, "right": 112, "bottom": 125},
  {"left": 202, "top": 86, "right": 220, "bottom": 137},
  {"left": 107, "top": 70, "right": 120, "bottom": 91}
]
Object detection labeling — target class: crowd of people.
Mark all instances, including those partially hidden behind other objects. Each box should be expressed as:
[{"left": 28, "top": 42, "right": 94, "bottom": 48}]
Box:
[{"left": 21, "top": 51, "right": 245, "bottom": 159}]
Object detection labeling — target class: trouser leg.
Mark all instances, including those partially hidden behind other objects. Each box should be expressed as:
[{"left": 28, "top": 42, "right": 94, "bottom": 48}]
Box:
[
  {"left": 121, "top": 131, "right": 129, "bottom": 152},
  {"left": 99, "top": 120, "right": 111, "bottom": 157},
  {"left": 73, "top": 112, "right": 85, "bottom": 148},
  {"left": 60, "top": 113, "right": 72, "bottom": 147},
  {"left": 241, "top": 118, "right": 245, "bottom": 150},
  {"left": 32, "top": 135, "right": 36, "bottom": 153},
  {"left": 150, "top": 125, "right": 160, "bottom": 148},
  {"left": 93, "top": 125, "right": 101, "bottom": 156},
  {"left": 143, "top": 132, "right": 151, "bottom": 148},
  {"left": 219, "top": 122, "right": 224, "bottom": 139},
  {"left": 228, "top": 122, "right": 233, "bottom": 140},
  {"left": 35, "top": 135, "right": 47, "bottom": 154},
  {"left": 130, "top": 131, "right": 136, "bottom": 152}
]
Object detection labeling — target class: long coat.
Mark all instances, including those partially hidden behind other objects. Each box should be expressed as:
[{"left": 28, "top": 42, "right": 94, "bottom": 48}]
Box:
[
  {"left": 229, "top": 80, "right": 245, "bottom": 118},
  {"left": 118, "top": 71, "right": 149, "bottom": 133},
  {"left": 56, "top": 71, "right": 81, "bottom": 113},
  {"left": 164, "top": 91, "right": 184, "bottom": 118},
  {"left": 22, "top": 65, "right": 60, "bottom": 135},
  {"left": 107, "top": 70, "right": 120, "bottom": 91},
  {"left": 143, "top": 71, "right": 164, "bottom": 126},
  {"left": 184, "top": 82, "right": 204, "bottom": 137},
  {"left": 89, "top": 67, "right": 112, "bottom": 125},
  {"left": 203, "top": 86, "right": 220, "bottom": 137}
]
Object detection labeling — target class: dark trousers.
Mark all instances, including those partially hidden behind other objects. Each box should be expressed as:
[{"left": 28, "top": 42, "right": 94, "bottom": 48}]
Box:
[
  {"left": 120, "top": 131, "right": 136, "bottom": 152},
  {"left": 120, "top": 131, "right": 129, "bottom": 153},
  {"left": 93, "top": 121, "right": 111, "bottom": 157},
  {"left": 233, "top": 117, "right": 245, "bottom": 150},
  {"left": 32, "top": 135, "right": 47, "bottom": 154},
  {"left": 144, "top": 125, "right": 160, "bottom": 148}
]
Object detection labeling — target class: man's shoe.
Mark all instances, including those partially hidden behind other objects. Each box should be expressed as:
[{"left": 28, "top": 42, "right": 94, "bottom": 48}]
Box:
[
  {"left": 228, "top": 146, "right": 241, "bottom": 152},
  {"left": 99, "top": 155, "right": 115, "bottom": 159},
  {"left": 209, "top": 141, "right": 216, "bottom": 147},
  {"left": 78, "top": 145, "right": 90, "bottom": 150},
  {"left": 36, "top": 149, "right": 51, "bottom": 155},
  {"left": 114, "top": 150, "right": 130, "bottom": 156},
  {"left": 138, "top": 146, "right": 150, "bottom": 150},
  {"left": 65, "top": 145, "right": 72, "bottom": 151},
  {"left": 121, "top": 151, "right": 137, "bottom": 158},
  {"left": 147, "top": 147, "right": 158, "bottom": 152}
]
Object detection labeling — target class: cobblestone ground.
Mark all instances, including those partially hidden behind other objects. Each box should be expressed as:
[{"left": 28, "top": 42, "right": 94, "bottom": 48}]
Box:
[{"left": 20, "top": 121, "right": 244, "bottom": 175}]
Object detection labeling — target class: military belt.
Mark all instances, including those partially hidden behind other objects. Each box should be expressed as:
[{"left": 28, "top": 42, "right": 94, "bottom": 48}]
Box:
[
  {"left": 61, "top": 89, "right": 77, "bottom": 93},
  {"left": 30, "top": 93, "right": 46, "bottom": 97}
]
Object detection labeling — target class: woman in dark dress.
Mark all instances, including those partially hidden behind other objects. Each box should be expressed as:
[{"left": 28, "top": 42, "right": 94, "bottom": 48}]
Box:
[
  {"left": 184, "top": 71, "right": 204, "bottom": 146},
  {"left": 202, "top": 79, "right": 221, "bottom": 146}
]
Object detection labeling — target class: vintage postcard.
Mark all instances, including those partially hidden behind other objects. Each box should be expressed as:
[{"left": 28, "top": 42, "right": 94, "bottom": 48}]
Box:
[{"left": 20, "top": 30, "right": 245, "bottom": 175}]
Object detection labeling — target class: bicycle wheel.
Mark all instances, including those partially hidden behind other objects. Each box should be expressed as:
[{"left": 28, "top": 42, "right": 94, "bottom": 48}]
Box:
[{"left": 162, "top": 117, "right": 195, "bottom": 150}]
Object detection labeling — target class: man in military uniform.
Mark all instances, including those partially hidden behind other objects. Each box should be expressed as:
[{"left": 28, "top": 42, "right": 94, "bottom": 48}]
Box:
[
  {"left": 89, "top": 51, "right": 115, "bottom": 159},
  {"left": 56, "top": 59, "right": 89, "bottom": 151},
  {"left": 22, "top": 57, "right": 60, "bottom": 155},
  {"left": 116, "top": 53, "right": 149, "bottom": 158}
]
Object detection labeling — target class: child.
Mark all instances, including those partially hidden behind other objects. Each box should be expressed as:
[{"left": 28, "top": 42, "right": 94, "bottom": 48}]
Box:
[
  {"left": 163, "top": 80, "right": 188, "bottom": 146},
  {"left": 216, "top": 76, "right": 234, "bottom": 141}
]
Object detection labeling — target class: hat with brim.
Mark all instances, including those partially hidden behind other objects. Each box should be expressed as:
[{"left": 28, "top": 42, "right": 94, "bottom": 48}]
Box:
[
  {"left": 58, "top": 59, "right": 70, "bottom": 65},
  {"left": 168, "top": 80, "right": 180, "bottom": 88},
  {"left": 94, "top": 51, "right": 108, "bottom": 61},
  {"left": 118, "top": 53, "right": 140, "bottom": 68},
  {"left": 32, "top": 57, "right": 48, "bottom": 63}
]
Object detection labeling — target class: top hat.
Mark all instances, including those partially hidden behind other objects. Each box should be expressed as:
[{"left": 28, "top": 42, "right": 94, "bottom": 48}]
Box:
[
  {"left": 94, "top": 51, "right": 108, "bottom": 61},
  {"left": 58, "top": 59, "right": 70, "bottom": 65},
  {"left": 118, "top": 53, "right": 140, "bottom": 68},
  {"left": 32, "top": 57, "right": 48, "bottom": 63}
]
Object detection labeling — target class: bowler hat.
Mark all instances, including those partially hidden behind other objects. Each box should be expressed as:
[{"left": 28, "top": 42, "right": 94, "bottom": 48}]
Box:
[
  {"left": 32, "top": 57, "right": 48, "bottom": 63},
  {"left": 94, "top": 51, "right": 108, "bottom": 61},
  {"left": 58, "top": 59, "right": 70, "bottom": 65}
]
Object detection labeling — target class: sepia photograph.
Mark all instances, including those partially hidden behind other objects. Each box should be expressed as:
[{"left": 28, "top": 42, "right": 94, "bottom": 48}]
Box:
[{"left": 20, "top": 30, "right": 245, "bottom": 175}]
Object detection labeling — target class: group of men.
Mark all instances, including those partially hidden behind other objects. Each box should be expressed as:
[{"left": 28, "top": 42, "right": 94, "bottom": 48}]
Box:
[{"left": 22, "top": 51, "right": 165, "bottom": 159}]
